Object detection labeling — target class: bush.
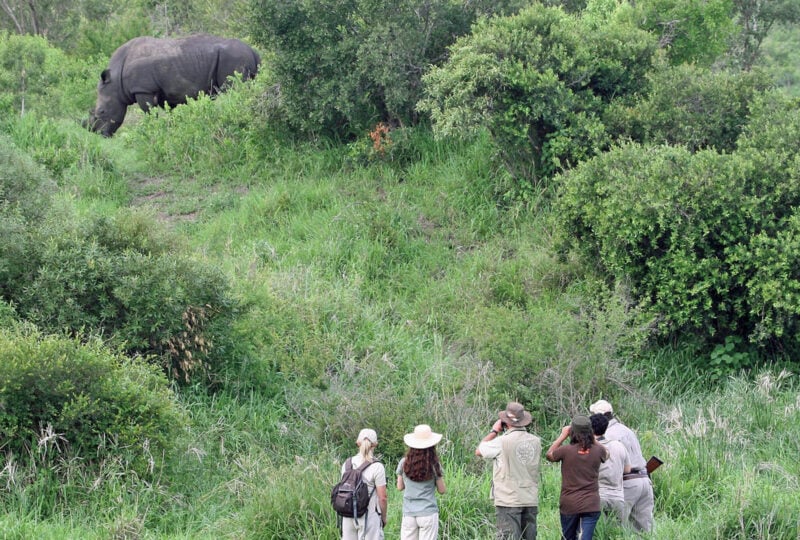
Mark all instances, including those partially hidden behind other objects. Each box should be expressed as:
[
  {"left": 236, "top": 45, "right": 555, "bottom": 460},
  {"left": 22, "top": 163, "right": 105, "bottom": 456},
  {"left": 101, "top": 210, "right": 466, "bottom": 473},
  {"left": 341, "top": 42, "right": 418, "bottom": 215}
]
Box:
[
  {"left": 0, "top": 32, "right": 99, "bottom": 121},
  {"left": 557, "top": 94, "right": 800, "bottom": 348},
  {"left": 5, "top": 113, "right": 115, "bottom": 178},
  {"left": 0, "top": 327, "right": 186, "bottom": 472},
  {"left": 604, "top": 64, "right": 772, "bottom": 153},
  {"left": 625, "top": 0, "right": 736, "bottom": 66},
  {"left": 249, "top": 0, "right": 526, "bottom": 138},
  {"left": 5, "top": 208, "right": 239, "bottom": 384},
  {"left": 0, "top": 135, "right": 56, "bottom": 300},
  {"left": 125, "top": 77, "right": 265, "bottom": 182},
  {"left": 419, "top": 3, "right": 657, "bottom": 198}
]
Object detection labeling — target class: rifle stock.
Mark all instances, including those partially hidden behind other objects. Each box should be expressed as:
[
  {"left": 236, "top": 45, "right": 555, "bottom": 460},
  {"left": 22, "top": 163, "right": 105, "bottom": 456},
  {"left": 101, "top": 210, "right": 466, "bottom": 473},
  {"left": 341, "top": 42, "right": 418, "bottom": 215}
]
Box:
[{"left": 646, "top": 456, "right": 663, "bottom": 474}]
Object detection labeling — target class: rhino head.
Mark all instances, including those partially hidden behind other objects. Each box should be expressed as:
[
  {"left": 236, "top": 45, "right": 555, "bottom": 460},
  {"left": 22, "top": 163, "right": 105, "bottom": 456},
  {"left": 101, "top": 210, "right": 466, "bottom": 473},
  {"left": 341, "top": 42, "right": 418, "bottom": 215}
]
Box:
[{"left": 86, "top": 68, "right": 127, "bottom": 137}]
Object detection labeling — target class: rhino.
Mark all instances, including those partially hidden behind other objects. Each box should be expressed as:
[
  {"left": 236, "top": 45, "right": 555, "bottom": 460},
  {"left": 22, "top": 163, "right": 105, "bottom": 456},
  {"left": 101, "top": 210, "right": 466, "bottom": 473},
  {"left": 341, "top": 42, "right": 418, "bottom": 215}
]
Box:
[{"left": 86, "top": 34, "right": 260, "bottom": 137}]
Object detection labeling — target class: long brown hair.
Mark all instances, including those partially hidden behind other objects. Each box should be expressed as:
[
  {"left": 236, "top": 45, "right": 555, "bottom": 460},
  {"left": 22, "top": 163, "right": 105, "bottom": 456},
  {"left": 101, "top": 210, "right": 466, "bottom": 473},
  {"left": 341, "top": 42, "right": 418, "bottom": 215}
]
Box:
[{"left": 403, "top": 447, "right": 442, "bottom": 482}]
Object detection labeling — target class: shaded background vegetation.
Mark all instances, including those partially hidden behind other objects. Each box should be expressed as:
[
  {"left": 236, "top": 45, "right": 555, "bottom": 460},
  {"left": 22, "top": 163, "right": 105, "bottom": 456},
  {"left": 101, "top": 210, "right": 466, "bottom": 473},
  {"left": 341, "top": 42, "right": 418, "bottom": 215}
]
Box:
[{"left": 1, "top": 0, "right": 800, "bottom": 538}]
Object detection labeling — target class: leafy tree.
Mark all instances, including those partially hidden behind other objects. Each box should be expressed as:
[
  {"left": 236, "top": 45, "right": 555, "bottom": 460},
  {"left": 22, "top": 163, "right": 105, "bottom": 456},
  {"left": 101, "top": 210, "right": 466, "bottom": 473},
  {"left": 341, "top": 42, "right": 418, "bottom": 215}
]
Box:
[
  {"left": 626, "top": 0, "right": 736, "bottom": 66},
  {"left": 0, "top": 0, "right": 116, "bottom": 50},
  {"left": 419, "top": 3, "right": 657, "bottom": 197},
  {"left": 728, "top": 0, "right": 800, "bottom": 70},
  {"left": 248, "top": 0, "right": 526, "bottom": 138}
]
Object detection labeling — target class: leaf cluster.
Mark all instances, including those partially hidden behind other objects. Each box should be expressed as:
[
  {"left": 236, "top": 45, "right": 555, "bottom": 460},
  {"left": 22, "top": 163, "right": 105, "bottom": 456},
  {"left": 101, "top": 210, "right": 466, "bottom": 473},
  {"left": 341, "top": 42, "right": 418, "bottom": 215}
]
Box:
[{"left": 0, "top": 140, "right": 239, "bottom": 384}]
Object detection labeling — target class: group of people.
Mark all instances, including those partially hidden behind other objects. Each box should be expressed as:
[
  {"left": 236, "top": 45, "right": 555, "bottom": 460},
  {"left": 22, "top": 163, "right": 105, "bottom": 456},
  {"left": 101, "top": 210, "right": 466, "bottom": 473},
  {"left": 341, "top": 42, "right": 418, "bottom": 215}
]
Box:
[{"left": 339, "top": 399, "right": 654, "bottom": 540}]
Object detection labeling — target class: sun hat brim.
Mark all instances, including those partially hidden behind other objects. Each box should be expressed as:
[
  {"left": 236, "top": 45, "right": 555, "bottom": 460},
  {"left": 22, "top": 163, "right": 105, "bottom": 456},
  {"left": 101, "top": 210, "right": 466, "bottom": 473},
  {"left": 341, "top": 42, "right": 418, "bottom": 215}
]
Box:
[{"left": 403, "top": 431, "right": 443, "bottom": 449}]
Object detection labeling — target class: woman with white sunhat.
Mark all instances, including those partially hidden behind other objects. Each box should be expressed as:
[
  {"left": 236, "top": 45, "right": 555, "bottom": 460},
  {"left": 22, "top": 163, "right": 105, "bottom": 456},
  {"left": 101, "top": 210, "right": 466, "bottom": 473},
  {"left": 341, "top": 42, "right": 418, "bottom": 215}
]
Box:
[{"left": 396, "top": 424, "right": 446, "bottom": 540}]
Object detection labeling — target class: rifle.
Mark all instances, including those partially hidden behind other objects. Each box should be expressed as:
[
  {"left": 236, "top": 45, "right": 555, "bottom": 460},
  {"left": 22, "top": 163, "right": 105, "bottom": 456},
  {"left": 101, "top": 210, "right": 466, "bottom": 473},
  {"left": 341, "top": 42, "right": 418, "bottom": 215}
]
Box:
[{"left": 646, "top": 456, "right": 663, "bottom": 474}]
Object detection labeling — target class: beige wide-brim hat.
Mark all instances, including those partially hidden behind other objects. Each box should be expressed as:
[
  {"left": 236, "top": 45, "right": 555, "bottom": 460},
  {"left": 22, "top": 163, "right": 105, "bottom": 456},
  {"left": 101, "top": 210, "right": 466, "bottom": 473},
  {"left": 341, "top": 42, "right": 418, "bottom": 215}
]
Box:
[
  {"left": 499, "top": 401, "right": 532, "bottom": 427},
  {"left": 404, "top": 424, "right": 443, "bottom": 449}
]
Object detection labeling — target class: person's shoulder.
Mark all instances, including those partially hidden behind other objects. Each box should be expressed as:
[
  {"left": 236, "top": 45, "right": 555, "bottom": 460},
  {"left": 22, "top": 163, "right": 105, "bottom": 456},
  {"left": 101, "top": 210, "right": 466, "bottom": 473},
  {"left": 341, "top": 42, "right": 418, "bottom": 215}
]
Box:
[{"left": 608, "top": 439, "right": 626, "bottom": 452}]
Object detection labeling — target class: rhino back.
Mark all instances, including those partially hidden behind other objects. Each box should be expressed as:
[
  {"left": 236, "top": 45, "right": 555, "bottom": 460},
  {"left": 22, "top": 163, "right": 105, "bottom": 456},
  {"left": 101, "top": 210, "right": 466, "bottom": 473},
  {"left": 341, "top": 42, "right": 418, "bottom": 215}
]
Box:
[{"left": 120, "top": 35, "right": 259, "bottom": 105}]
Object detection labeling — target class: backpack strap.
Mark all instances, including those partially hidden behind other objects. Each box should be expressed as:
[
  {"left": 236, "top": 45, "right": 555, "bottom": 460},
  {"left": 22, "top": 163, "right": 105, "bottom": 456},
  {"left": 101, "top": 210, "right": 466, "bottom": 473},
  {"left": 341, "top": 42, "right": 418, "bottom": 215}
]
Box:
[{"left": 352, "top": 460, "right": 379, "bottom": 527}]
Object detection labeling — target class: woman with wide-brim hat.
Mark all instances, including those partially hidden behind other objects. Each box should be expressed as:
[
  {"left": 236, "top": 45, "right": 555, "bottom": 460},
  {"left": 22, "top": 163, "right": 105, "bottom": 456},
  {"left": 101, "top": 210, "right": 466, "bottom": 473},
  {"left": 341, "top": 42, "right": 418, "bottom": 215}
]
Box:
[{"left": 396, "top": 424, "right": 446, "bottom": 540}]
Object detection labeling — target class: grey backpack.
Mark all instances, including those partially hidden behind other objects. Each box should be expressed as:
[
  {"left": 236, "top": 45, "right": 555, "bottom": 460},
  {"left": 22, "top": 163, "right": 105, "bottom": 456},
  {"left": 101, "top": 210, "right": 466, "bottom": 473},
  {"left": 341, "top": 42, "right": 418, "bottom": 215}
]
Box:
[{"left": 331, "top": 458, "right": 376, "bottom": 520}]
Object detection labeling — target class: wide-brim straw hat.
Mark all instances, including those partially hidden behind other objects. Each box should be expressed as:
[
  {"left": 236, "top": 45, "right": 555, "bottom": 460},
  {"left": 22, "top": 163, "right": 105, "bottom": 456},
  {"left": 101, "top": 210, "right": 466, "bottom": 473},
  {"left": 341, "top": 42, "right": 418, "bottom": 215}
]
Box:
[
  {"left": 499, "top": 402, "right": 532, "bottom": 427},
  {"left": 404, "top": 424, "right": 443, "bottom": 449}
]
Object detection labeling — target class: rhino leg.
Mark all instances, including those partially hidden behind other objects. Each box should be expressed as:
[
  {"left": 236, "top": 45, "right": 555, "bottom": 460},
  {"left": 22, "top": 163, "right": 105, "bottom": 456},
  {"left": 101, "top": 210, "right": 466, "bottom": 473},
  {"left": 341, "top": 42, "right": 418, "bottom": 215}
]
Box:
[{"left": 135, "top": 93, "right": 160, "bottom": 113}]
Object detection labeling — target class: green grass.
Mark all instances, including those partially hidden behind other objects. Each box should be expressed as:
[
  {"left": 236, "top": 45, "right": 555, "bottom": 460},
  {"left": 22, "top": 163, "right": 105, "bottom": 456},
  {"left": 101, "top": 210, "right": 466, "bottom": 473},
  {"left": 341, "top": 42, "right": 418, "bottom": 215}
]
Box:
[{"left": 2, "top": 48, "right": 800, "bottom": 539}]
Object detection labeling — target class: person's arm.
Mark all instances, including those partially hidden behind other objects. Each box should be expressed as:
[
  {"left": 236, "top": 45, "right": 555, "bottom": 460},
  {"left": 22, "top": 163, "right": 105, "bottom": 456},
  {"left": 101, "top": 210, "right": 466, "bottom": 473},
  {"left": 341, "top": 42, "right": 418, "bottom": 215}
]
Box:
[
  {"left": 376, "top": 484, "right": 388, "bottom": 527},
  {"left": 623, "top": 447, "right": 632, "bottom": 474},
  {"left": 546, "top": 425, "right": 571, "bottom": 462},
  {"left": 475, "top": 419, "right": 504, "bottom": 457},
  {"left": 436, "top": 476, "right": 446, "bottom": 494},
  {"left": 396, "top": 474, "right": 405, "bottom": 491}
]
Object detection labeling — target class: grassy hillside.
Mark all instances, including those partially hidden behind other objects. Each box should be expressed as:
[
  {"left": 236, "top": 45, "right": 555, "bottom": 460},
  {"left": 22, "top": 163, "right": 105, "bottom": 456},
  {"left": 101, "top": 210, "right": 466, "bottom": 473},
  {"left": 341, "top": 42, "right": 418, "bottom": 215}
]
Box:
[{"left": 1, "top": 26, "right": 799, "bottom": 540}]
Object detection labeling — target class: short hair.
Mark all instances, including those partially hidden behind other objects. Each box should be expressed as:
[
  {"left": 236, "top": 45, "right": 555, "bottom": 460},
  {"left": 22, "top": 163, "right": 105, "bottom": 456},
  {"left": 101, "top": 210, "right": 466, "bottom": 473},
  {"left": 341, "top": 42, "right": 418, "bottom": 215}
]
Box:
[{"left": 590, "top": 413, "right": 609, "bottom": 436}]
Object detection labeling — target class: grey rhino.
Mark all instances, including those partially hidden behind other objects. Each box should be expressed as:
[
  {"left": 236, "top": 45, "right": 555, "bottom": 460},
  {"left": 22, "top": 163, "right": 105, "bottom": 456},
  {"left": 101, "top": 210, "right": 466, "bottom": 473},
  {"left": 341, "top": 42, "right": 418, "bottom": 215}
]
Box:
[{"left": 87, "top": 34, "right": 260, "bottom": 137}]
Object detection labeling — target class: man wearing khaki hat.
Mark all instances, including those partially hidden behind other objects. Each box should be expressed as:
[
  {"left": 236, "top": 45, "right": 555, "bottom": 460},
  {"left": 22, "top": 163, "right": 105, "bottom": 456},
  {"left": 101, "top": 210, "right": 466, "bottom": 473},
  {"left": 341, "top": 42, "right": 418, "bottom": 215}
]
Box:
[
  {"left": 589, "top": 399, "right": 654, "bottom": 532},
  {"left": 476, "top": 402, "right": 541, "bottom": 539}
]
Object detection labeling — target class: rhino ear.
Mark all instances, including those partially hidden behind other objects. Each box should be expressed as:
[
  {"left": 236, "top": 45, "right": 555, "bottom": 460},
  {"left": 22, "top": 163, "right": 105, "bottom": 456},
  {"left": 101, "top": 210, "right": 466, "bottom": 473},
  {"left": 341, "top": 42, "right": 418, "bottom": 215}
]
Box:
[{"left": 100, "top": 69, "right": 111, "bottom": 84}]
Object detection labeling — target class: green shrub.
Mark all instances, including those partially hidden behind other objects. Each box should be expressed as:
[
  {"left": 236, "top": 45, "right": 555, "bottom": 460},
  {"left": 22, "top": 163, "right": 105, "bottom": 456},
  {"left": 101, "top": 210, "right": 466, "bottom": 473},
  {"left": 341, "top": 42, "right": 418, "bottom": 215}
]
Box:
[
  {"left": 6, "top": 209, "right": 239, "bottom": 384},
  {"left": 0, "top": 327, "right": 186, "bottom": 472},
  {"left": 419, "top": 3, "right": 657, "bottom": 198},
  {"left": 5, "top": 113, "right": 115, "bottom": 178},
  {"left": 125, "top": 77, "right": 264, "bottom": 182},
  {"left": 0, "top": 32, "right": 99, "bottom": 121},
  {"left": 249, "top": 0, "right": 526, "bottom": 138},
  {"left": 0, "top": 133, "right": 56, "bottom": 221},
  {"left": 0, "top": 135, "right": 56, "bottom": 299},
  {"left": 604, "top": 64, "right": 772, "bottom": 153},
  {"left": 557, "top": 93, "right": 800, "bottom": 348}
]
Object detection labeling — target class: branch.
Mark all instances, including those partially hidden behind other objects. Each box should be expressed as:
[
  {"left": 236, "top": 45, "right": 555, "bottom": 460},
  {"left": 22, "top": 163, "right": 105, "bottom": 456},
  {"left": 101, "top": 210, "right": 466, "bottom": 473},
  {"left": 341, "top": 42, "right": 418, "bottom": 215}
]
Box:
[{"left": 0, "top": 0, "right": 25, "bottom": 34}]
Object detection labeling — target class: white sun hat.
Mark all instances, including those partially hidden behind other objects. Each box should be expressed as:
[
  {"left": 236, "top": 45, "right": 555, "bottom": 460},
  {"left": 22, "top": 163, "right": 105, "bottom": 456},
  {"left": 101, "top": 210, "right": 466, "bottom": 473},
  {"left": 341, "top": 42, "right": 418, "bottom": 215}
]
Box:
[{"left": 403, "top": 424, "right": 443, "bottom": 449}]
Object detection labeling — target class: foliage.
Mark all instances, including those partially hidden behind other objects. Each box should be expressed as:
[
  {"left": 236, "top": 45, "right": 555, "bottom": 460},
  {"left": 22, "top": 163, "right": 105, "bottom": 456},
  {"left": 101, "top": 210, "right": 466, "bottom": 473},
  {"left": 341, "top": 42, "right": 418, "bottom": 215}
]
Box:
[
  {"left": 419, "top": 3, "right": 657, "bottom": 199},
  {"left": 708, "top": 335, "right": 757, "bottom": 382},
  {"left": 1, "top": 205, "right": 239, "bottom": 384},
  {"left": 0, "top": 326, "right": 186, "bottom": 471},
  {"left": 759, "top": 23, "right": 800, "bottom": 97},
  {"left": 604, "top": 63, "right": 772, "bottom": 153},
  {"left": 0, "top": 177, "right": 241, "bottom": 382},
  {"left": 0, "top": 135, "right": 55, "bottom": 300},
  {"left": 248, "top": 0, "right": 527, "bottom": 138},
  {"left": 124, "top": 75, "right": 267, "bottom": 181},
  {"left": 0, "top": 32, "right": 101, "bottom": 121},
  {"left": 557, "top": 93, "right": 800, "bottom": 348},
  {"left": 728, "top": 0, "right": 800, "bottom": 70},
  {"left": 626, "top": 0, "right": 736, "bottom": 66}
]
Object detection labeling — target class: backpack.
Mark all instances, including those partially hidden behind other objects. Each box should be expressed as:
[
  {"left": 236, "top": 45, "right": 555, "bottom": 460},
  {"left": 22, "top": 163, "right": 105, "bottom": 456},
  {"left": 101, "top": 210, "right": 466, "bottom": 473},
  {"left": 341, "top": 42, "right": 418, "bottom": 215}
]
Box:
[{"left": 331, "top": 457, "right": 376, "bottom": 521}]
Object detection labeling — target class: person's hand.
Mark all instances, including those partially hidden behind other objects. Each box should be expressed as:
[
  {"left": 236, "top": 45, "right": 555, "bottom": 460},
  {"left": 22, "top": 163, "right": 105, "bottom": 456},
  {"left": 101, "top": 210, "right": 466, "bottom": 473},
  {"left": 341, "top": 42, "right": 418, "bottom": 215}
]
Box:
[
  {"left": 560, "top": 425, "right": 571, "bottom": 438},
  {"left": 492, "top": 419, "right": 504, "bottom": 433}
]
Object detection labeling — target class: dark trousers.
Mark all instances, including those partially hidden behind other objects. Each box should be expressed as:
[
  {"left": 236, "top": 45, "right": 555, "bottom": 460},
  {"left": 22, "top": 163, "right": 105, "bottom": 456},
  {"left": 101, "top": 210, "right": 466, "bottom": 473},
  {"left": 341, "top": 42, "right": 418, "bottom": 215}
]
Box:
[
  {"left": 496, "top": 505, "right": 538, "bottom": 540},
  {"left": 560, "top": 511, "right": 601, "bottom": 540}
]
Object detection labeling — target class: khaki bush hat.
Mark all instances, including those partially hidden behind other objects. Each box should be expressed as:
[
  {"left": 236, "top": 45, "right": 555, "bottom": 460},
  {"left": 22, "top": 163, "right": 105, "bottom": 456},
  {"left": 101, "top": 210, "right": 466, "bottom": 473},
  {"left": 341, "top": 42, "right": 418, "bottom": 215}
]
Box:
[{"left": 499, "top": 402, "right": 532, "bottom": 427}]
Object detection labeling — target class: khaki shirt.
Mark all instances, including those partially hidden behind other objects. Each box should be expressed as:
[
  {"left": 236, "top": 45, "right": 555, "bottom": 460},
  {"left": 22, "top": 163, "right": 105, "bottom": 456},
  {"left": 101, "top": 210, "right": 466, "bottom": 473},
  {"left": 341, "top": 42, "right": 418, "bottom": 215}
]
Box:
[{"left": 479, "top": 428, "right": 541, "bottom": 507}]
